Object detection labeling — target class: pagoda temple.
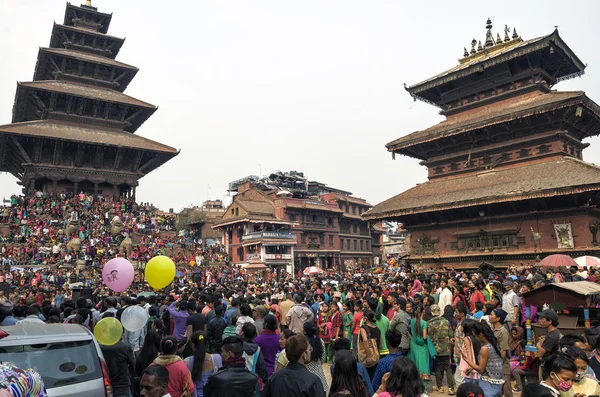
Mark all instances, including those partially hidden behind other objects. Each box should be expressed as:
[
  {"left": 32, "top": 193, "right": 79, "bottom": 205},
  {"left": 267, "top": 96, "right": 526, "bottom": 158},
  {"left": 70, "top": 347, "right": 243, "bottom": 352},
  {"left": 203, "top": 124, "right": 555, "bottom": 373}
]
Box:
[
  {"left": 0, "top": 1, "right": 179, "bottom": 199},
  {"left": 363, "top": 20, "right": 600, "bottom": 268}
]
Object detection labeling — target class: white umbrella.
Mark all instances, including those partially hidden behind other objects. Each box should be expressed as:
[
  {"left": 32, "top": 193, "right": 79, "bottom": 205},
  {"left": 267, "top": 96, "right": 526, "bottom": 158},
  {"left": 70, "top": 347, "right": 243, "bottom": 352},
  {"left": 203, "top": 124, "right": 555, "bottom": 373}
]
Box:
[
  {"left": 575, "top": 255, "right": 600, "bottom": 269},
  {"left": 303, "top": 266, "right": 324, "bottom": 275}
]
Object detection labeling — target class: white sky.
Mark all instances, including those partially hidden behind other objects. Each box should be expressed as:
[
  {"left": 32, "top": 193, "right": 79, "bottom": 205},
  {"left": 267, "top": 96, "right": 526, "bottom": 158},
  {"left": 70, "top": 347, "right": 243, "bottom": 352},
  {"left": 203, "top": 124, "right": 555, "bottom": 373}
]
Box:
[{"left": 1, "top": 0, "right": 599, "bottom": 212}]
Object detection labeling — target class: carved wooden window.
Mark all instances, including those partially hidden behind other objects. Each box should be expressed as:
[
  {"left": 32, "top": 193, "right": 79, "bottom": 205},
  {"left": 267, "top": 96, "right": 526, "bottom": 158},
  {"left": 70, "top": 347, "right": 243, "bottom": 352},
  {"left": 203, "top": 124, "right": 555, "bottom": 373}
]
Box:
[
  {"left": 500, "top": 152, "right": 512, "bottom": 161},
  {"left": 434, "top": 166, "right": 445, "bottom": 174},
  {"left": 482, "top": 154, "right": 492, "bottom": 165},
  {"left": 289, "top": 213, "right": 296, "bottom": 222},
  {"left": 329, "top": 235, "right": 334, "bottom": 247},
  {"left": 516, "top": 236, "right": 526, "bottom": 245},
  {"left": 460, "top": 235, "right": 513, "bottom": 251},
  {"left": 449, "top": 163, "right": 459, "bottom": 171},
  {"left": 465, "top": 159, "right": 476, "bottom": 168},
  {"left": 450, "top": 242, "right": 458, "bottom": 250},
  {"left": 569, "top": 146, "right": 575, "bottom": 155},
  {"left": 518, "top": 148, "right": 531, "bottom": 158},
  {"left": 537, "top": 144, "right": 551, "bottom": 154}
]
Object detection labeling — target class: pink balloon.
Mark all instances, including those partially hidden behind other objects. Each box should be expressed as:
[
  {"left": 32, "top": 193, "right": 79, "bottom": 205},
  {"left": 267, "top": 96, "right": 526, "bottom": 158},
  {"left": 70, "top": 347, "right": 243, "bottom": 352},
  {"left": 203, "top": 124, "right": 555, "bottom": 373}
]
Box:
[{"left": 102, "top": 258, "right": 134, "bottom": 292}]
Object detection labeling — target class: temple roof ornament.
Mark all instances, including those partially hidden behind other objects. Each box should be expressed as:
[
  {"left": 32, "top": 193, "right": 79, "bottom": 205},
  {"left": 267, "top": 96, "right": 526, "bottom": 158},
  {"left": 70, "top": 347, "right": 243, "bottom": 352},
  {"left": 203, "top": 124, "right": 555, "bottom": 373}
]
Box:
[{"left": 459, "top": 19, "right": 522, "bottom": 63}]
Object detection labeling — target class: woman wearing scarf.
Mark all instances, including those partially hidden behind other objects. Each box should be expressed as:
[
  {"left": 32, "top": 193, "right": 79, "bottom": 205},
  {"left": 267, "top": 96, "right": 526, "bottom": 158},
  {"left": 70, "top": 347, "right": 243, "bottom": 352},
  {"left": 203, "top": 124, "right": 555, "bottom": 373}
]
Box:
[
  {"left": 410, "top": 280, "right": 423, "bottom": 298},
  {"left": 509, "top": 326, "right": 524, "bottom": 378}
]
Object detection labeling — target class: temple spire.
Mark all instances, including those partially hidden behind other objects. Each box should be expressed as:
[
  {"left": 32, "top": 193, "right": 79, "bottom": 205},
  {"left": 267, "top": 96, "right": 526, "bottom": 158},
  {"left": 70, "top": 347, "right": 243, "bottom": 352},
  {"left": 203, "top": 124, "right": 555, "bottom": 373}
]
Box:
[
  {"left": 512, "top": 27, "right": 519, "bottom": 40},
  {"left": 85, "top": 0, "right": 92, "bottom": 6},
  {"left": 464, "top": 47, "right": 469, "bottom": 57},
  {"left": 477, "top": 40, "right": 483, "bottom": 52},
  {"left": 485, "top": 18, "right": 494, "bottom": 47},
  {"left": 470, "top": 38, "right": 477, "bottom": 54},
  {"left": 504, "top": 25, "right": 510, "bottom": 42},
  {"left": 497, "top": 33, "right": 502, "bottom": 44}
]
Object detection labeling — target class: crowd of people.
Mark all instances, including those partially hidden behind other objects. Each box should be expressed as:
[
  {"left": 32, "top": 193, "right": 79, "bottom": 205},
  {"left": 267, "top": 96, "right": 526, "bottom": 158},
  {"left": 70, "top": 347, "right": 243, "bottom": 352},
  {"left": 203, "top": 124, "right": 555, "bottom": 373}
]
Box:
[{"left": 2, "top": 191, "right": 600, "bottom": 397}]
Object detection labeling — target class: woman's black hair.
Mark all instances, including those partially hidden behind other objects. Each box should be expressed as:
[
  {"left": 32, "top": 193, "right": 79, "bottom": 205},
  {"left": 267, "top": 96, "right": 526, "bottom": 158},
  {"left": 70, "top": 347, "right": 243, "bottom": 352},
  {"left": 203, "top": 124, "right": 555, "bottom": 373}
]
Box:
[
  {"left": 135, "top": 327, "right": 161, "bottom": 377},
  {"left": 456, "top": 382, "right": 484, "bottom": 397},
  {"left": 461, "top": 319, "right": 481, "bottom": 363},
  {"left": 160, "top": 335, "right": 178, "bottom": 355},
  {"left": 562, "top": 346, "right": 589, "bottom": 364},
  {"left": 303, "top": 321, "right": 323, "bottom": 362},
  {"left": 413, "top": 306, "right": 423, "bottom": 337},
  {"left": 474, "top": 321, "right": 501, "bottom": 357},
  {"left": 542, "top": 354, "right": 578, "bottom": 379},
  {"left": 263, "top": 314, "right": 277, "bottom": 332},
  {"left": 281, "top": 328, "right": 295, "bottom": 340},
  {"left": 443, "top": 305, "right": 455, "bottom": 328},
  {"left": 385, "top": 356, "right": 424, "bottom": 397},
  {"left": 559, "top": 334, "right": 586, "bottom": 349},
  {"left": 330, "top": 350, "right": 368, "bottom": 397},
  {"left": 363, "top": 309, "right": 375, "bottom": 324},
  {"left": 190, "top": 331, "right": 207, "bottom": 382}
]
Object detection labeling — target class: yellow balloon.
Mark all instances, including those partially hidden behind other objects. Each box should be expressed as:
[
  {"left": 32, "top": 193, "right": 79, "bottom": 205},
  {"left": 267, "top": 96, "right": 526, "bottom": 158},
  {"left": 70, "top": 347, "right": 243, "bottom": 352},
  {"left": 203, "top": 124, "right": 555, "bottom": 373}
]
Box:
[
  {"left": 145, "top": 255, "right": 176, "bottom": 290},
  {"left": 94, "top": 317, "right": 123, "bottom": 346}
]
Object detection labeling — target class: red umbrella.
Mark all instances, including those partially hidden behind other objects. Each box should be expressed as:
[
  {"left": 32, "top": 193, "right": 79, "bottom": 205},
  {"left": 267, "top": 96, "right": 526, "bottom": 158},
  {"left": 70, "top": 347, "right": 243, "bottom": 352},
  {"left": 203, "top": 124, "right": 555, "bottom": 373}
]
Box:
[
  {"left": 539, "top": 254, "right": 577, "bottom": 268},
  {"left": 303, "top": 266, "right": 324, "bottom": 275}
]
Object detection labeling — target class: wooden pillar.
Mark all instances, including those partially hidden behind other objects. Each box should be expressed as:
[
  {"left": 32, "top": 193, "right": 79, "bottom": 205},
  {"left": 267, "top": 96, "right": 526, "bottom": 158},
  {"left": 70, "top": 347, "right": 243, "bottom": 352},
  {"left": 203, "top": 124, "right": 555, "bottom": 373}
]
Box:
[
  {"left": 93, "top": 183, "right": 98, "bottom": 200},
  {"left": 132, "top": 186, "right": 136, "bottom": 203},
  {"left": 52, "top": 180, "right": 58, "bottom": 194},
  {"left": 112, "top": 185, "right": 118, "bottom": 200},
  {"left": 73, "top": 181, "right": 78, "bottom": 195},
  {"left": 29, "top": 179, "right": 35, "bottom": 195}
]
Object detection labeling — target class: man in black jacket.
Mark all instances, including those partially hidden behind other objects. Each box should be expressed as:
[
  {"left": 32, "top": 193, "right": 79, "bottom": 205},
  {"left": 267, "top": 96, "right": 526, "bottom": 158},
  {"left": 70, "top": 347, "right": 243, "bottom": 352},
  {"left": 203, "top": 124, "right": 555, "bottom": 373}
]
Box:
[
  {"left": 263, "top": 334, "right": 326, "bottom": 397},
  {"left": 100, "top": 338, "right": 136, "bottom": 397},
  {"left": 204, "top": 336, "right": 258, "bottom": 397}
]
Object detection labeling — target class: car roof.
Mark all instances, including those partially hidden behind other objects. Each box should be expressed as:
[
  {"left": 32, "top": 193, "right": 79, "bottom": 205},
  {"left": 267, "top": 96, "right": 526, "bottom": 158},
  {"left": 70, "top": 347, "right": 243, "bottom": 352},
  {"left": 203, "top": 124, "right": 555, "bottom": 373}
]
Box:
[{"left": 0, "top": 324, "right": 94, "bottom": 344}]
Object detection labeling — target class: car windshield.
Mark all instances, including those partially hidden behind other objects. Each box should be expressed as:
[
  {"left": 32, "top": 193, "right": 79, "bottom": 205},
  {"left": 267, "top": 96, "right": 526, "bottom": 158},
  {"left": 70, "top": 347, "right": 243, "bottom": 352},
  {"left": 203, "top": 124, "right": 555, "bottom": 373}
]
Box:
[{"left": 0, "top": 340, "right": 101, "bottom": 388}]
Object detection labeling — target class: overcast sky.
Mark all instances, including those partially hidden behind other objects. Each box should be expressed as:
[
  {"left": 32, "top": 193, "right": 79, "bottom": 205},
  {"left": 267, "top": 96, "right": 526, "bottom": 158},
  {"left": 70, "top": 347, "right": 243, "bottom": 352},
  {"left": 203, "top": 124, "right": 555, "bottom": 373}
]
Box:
[{"left": 1, "top": 0, "right": 599, "bottom": 212}]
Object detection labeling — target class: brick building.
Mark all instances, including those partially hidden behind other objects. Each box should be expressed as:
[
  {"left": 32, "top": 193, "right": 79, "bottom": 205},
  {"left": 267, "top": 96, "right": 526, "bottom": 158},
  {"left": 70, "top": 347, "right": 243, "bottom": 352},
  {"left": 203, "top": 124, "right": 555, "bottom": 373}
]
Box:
[
  {"left": 364, "top": 21, "right": 600, "bottom": 269},
  {"left": 215, "top": 171, "right": 379, "bottom": 273}
]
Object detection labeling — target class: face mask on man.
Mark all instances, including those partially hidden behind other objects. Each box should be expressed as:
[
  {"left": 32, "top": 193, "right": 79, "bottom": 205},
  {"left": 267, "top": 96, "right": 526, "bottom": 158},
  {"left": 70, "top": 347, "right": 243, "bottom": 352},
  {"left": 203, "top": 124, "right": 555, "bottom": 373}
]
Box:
[
  {"left": 575, "top": 371, "right": 586, "bottom": 382},
  {"left": 552, "top": 373, "right": 572, "bottom": 392}
]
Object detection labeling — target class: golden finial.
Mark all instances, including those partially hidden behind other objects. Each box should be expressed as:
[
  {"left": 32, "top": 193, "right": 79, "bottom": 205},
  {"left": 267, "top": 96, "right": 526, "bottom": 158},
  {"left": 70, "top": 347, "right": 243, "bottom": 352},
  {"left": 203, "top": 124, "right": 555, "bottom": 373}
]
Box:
[
  {"left": 504, "top": 25, "right": 510, "bottom": 42},
  {"left": 470, "top": 39, "right": 477, "bottom": 54},
  {"left": 85, "top": 0, "right": 92, "bottom": 6},
  {"left": 497, "top": 33, "right": 502, "bottom": 44},
  {"left": 512, "top": 27, "right": 519, "bottom": 40},
  {"left": 463, "top": 47, "right": 469, "bottom": 57},
  {"left": 477, "top": 40, "right": 483, "bottom": 52}
]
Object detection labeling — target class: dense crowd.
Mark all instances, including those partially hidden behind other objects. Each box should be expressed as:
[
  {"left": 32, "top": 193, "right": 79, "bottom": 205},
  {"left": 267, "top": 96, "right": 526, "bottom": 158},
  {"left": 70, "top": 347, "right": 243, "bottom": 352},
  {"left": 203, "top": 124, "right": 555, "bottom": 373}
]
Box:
[
  {"left": 2, "top": 251, "right": 600, "bottom": 397},
  {"left": 1, "top": 192, "right": 600, "bottom": 397}
]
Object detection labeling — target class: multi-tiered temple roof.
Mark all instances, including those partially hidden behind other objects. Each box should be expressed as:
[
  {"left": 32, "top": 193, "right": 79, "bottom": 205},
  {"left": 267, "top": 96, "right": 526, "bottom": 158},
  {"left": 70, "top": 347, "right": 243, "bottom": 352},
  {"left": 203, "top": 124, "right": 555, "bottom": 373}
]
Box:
[
  {"left": 364, "top": 20, "right": 600, "bottom": 222},
  {"left": 0, "top": 1, "right": 178, "bottom": 198}
]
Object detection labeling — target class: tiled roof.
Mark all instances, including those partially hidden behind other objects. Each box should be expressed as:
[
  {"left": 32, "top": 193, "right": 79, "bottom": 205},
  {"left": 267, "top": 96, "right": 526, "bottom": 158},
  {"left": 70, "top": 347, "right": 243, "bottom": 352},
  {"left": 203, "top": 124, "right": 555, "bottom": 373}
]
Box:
[
  {"left": 407, "top": 30, "right": 585, "bottom": 96},
  {"left": 0, "top": 120, "right": 178, "bottom": 153},
  {"left": 387, "top": 91, "right": 600, "bottom": 151},
  {"left": 19, "top": 80, "right": 155, "bottom": 108},
  {"left": 363, "top": 157, "right": 600, "bottom": 220},
  {"left": 39, "top": 48, "right": 137, "bottom": 69},
  {"left": 236, "top": 200, "right": 275, "bottom": 216}
]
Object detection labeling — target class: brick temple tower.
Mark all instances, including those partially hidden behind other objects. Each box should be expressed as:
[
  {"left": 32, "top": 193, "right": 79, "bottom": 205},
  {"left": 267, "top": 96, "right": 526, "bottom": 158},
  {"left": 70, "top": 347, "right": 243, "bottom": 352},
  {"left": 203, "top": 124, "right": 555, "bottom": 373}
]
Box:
[
  {"left": 0, "top": 2, "right": 179, "bottom": 199},
  {"left": 364, "top": 20, "right": 600, "bottom": 269}
]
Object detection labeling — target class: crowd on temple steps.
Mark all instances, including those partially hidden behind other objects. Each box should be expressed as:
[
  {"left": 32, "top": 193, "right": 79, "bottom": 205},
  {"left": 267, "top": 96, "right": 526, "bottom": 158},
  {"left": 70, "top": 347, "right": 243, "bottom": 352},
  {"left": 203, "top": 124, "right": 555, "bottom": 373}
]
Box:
[{"left": 1, "top": 191, "right": 600, "bottom": 397}]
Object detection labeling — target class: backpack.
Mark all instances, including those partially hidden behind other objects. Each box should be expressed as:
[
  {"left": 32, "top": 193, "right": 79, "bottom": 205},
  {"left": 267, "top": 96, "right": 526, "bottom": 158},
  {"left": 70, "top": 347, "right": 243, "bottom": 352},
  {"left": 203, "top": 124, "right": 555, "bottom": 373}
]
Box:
[
  {"left": 358, "top": 325, "right": 380, "bottom": 368},
  {"left": 243, "top": 346, "right": 264, "bottom": 396}
]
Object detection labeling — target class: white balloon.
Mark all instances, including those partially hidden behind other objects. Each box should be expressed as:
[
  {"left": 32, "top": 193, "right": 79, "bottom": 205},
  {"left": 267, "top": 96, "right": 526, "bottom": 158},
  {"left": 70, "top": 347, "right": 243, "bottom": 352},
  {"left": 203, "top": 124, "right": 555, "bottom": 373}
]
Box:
[{"left": 121, "top": 305, "right": 149, "bottom": 332}]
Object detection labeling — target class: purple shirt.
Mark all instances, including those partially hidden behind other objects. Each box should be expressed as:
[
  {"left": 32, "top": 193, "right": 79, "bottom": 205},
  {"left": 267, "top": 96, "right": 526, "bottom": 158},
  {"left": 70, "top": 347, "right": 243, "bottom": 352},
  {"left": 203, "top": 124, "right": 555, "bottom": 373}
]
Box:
[
  {"left": 254, "top": 331, "right": 280, "bottom": 376},
  {"left": 168, "top": 302, "right": 189, "bottom": 341}
]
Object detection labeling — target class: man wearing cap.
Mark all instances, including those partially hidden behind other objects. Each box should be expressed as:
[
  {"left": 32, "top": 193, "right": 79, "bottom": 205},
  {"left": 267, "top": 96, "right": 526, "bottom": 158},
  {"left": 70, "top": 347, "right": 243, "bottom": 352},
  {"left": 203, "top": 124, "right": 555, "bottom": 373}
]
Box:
[
  {"left": 490, "top": 308, "right": 512, "bottom": 397},
  {"left": 501, "top": 281, "right": 520, "bottom": 330},
  {"left": 428, "top": 304, "right": 455, "bottom": 394},
  {"left": 536, "top": 309, "right": 561, "bottom": 367}
]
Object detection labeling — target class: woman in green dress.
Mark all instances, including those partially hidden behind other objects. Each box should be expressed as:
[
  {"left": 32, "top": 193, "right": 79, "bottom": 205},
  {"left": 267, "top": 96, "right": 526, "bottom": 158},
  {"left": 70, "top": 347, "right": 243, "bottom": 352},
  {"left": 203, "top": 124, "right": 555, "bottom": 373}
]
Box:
[
  {"left": 408, "top": 305, "right": 431, "bottom": 387},
  {"left": 342, "top": 301, "right": 354, "bottom": 341}
]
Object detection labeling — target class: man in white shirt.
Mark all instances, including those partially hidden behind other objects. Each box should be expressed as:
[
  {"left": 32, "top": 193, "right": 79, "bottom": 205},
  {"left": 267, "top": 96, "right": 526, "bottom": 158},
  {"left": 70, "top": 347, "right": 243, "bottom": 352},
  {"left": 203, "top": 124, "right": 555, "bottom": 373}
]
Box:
[
  {"left": 438, "top": 279, "right": 453, "bottom": 313},
  {"left": 502, "top": 281, "right": 520, "bottom": 329},
  {"left": 17, "top": 307, "right": 45, "bottom": 324}
]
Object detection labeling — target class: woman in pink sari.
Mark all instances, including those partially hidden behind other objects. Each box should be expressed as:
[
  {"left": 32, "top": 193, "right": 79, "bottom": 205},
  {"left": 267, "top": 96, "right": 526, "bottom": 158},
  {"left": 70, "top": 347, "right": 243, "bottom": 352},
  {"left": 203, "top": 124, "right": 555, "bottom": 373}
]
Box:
[{"left": 410, "top": 280, "right": 423, "bottom": 298}]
